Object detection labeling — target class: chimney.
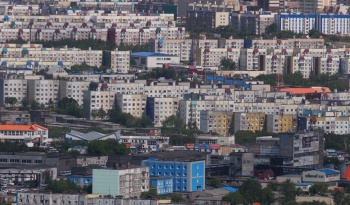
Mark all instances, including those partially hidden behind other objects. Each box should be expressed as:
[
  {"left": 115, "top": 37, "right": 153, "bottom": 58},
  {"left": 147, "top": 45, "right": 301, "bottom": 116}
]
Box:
[{"left": 126, "top": 162, "right": 130, "bottom": 169}]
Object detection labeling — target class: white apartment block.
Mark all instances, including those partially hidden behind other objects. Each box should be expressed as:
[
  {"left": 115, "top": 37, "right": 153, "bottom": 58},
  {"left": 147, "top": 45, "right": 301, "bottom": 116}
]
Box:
[
  {"left": 291, "top": 56, "right": 313, "bottom": 78},
  {"left": 240, "top": 48, "right": 267, "bottom": 71},
  {"left": 259, "top": 54, "right": 286, "bottom": 74},
  {"left": 314, "top": 57, "right": 340, "bottom": 76},
  {"left": 115, "top": 94, "right": 147, "bottom": 118},
  {"left": 59, "top": 81, "right": 90, "bottom": 106},
  {"left": 65, "top": 74, "right": 135, "bottom": 83},
  {"left": 179, "top": 97, "right": 235, "bottom": 128},
  {"left": 146, "top": 97, "right": 179, "bottom": 127},
  {"left": 148, "top": 39, "right": 193, "bottom": 61},
  {"left": 215, "top": 12, "right": 230, "bottom": 28},
  {"left": 107, "top": 80, "right": 146, "bottom": 95},
  {"left": 316, "top": 14, "right": 350, "bottom": 35},
  {"left": 249, "top": 39, "right": 324, "bottom": 49},
  {"left": 110, "top": 49, "right": 130, "bottom": 73},
  {"left": 277, "top": 13, "right": 317, "bottom": 34},
  {"left": 144, "top": 81, "right": 191, "bottom": 99},
  {"left": 0, "top": 78, "right": 27, "bottom": 107},
  {"left": 27, "top": 79, "right": 60, "bottom": 106},
  {"left": 83, "top": 90, "right": 115, "bottom": 120},
  {"left": 196, "top": 48, "right": 240, "bottom": 67}
]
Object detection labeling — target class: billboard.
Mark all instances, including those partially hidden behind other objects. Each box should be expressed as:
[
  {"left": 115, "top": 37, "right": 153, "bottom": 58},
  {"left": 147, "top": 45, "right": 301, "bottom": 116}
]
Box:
[
  {"left": 209, "top": 144, "right": 221, "bottom": 150},
  {"left": 185, "top": 143, "right": 195, "bottom": 149},
  {"left": 220, "top": 146, "right": 233, "bottom": 156},
  {"left": 302, "top": 136, "right": 318, "bottom": 148}
]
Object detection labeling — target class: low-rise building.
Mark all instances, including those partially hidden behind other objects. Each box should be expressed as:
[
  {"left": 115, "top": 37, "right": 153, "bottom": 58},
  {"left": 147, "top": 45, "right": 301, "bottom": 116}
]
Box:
[
  {"left": 302, "top": 168, "right": 340, "bottom": 189},
  {"left": 0, "top": 124, "right": 48, "bottom": 143},
  {"left": 131, "top": 52, "right": 180, "bottom": 70},
  {"left": 92, "top": 166, "right": 150, "bottom": 198}
]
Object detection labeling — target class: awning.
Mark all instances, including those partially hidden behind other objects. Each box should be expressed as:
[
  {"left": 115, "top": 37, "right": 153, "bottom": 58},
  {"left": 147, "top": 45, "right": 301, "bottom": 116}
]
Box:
[
  {"left": 58, "top": 61, "right": 63, "bottom": 66},
  {"left": 1, "top": 61, "right": 7, "bottom": 66},
  {"left": 26, "top": 61, "right": 32, "bottom": 66},
  {"left": 2, "top": 47, "right": 8, "bottom": 53},
  {"left": 4, "top": 15, "right": 9, "bottom": 21},
  {"left": 34, "top": 61, "right": 39, "bottom": 66}
]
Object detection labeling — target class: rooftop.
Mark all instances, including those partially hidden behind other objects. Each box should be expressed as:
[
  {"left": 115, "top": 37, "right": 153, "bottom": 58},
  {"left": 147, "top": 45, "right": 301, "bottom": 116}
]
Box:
[
  {"left": 316, "top": 168, "right": 340, "bottom": 175},
  {"left": 131, "top": 52, "right": 176, "bottom": 57},
  {"left": 0, "top": 124, "right": 47, "bottom": 131}
]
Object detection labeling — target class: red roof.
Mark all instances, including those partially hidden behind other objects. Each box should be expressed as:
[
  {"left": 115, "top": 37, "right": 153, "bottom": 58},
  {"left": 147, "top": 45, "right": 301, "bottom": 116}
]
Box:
[
  {"left": 168, "top": 21, "right": 173, "bottom": 25},
  {"left": 37, "top": 29, "right": 41, "bottom": 33},
  {"left": 299, "top": 56, "right": 305, "bottom": 60},
  {"left": 46, "top": 22, "right": 52, "bottom": 27},
  {"left": 64, "top": 22, "right": 69, "bottom": 27},
  {"left": 275, "top": 87, "right": 331, "bottom": 95},
  {"left": 304, "top": 48, "right": 309, "bottom": 53},
  {"left": 272, "top": 55, "right": 277, "bottom": 59},
  {"left": 121, "top": 28, "right": 126, "bottom": 32},
  {"left": 277, "top": 39, "right": 282, "bottom": 44},
  {"left": 227, "top": 48, "right": 232, "bottom": 52},
  {"left": 82, "top": 22, "right": 87, "bottom": 27},
  {"left": 28, "top": 6, "right": 32, "bottom": 10},
  {"left": 18, "top": 29, "right": 23, "bottom": 33},
  {"left": 204, "top": 48, "right": 210, "bottom": 52},
  {"left": 327, "top": 57, "right": 332, "bottom": 62},
  {"left": 55, "top": 29, "right": 60, "bottom": 33},
  {"left": 253, "top": 48, "right": 259, "bottom": 53},
  {"left": 178, "top": 27, "right": 183, "bottom": 32},
  {"left": 8, "top": 6, "right": 12, "bottom": 9},
  {"left": 0, "top": 124, "right": 47, "bottom": 131},
  {"left": 112, "top": 23, "right": 117, "bottom": 27},
  {"left": 282, "top": 48, "right": 287, "bottom": 53},
  {"left": 72, "top": 27, "right": 77, "bottom": 32},
  {"left": 29, "top": 21, "right": 34, "bottom": 26},
  {"left": 130, "top": 23, "right": 134, "bottom": 27},
  {"left": 91, "top": 28, "right": 96, "bottom": 33},
  {"left": 139, "top": 28, "right": 144, "bottom": 32},
  {"left": 327, "top": 48, "right": 332, "bottom": 52},
  {"left": 146, "top": 21, "right": 151, "bottom": 26}
]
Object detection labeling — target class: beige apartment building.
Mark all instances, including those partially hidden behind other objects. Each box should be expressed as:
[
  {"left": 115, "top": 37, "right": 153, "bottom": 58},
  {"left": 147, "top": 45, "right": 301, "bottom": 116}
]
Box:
[
  {"left": 83, "top": 90, "right": 115, "bottom": 120},
  {"left": 115, "top": 94, "right": 147, "bottom": 118}
]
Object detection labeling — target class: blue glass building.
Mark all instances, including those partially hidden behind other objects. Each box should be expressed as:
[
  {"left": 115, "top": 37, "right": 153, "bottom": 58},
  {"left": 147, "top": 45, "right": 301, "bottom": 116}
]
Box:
[
  {"left": 143, "top": 158, "right": 205, "bottom": 192},
  {"left": 150, "top": 177, "right": 173, "bottom": 195}
]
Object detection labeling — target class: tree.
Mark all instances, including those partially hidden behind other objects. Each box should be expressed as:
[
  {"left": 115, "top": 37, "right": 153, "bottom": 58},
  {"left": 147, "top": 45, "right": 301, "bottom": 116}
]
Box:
[
  {"left": 97, "top": 107, "right": 107, "bottom": 120},
  {"left": 280, "top": 179, "right": 297, "bottom": 204},
  {"left": 222, "top": 192, "right": 248, "bottom": 205},
  {"left": 208, "top": 178, "right": 222, "bottom": 188},
  {"left": 220, "top": 57, "right": 237, "bottom": 71},
  {"left": 239, "top": 178, "right": 262, "bottom": 203},
  {"left": 334, "top": 191, "right": 345, "bottom": 205},
  {"left": 162, "top": 115, "right": 184, "bottom": 129},
  {"left": 267, "top": 182, "right": 279, "bottom": 191},
  {"left": 57, "top": 97, "right": 83, "bottom": 118},
  {"left": 30, "top": 100, "right": 40, "bottom": 110},
  {"left": 21, "top": 99, "right": 29, "bottom": 110},
  {"left": 265, "top": 23, "right": 278, "bottom": 34},
  {"left": 234, "top": 130, "right": 258, "bottom": 144},
  {"left": 260, "top": 187, "right": 275, "bottom": 205},
  {"left": 91, "top": 109, "right": 99, "bottom": 120},
  {"left": 87, "top": 139, "right": 130, "bottom": 156},
  {"left": 141, "top": 189, "right": 158, "bottom": 199},
  {"left": 5, "top": 97, "right": 17, "bottom": 107},
  {"left": 170, "top": 193, "right": 183, "bottom": 202},
  {"left": 309, "top": 29, "right": 322, "bottom": 38},
  {"left": 45, "top": 179, "right": 82, "bottom": 193},
  {"left": 309, "top": 183, "right": 328, "bottom": 195}
]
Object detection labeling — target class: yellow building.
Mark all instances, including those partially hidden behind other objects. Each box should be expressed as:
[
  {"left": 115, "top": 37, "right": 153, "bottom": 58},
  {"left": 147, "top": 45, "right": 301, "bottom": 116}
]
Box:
[
  {"left": 200, "top": 110, "right": 233, "bottom": 136},
  {"left": 233, "top": 112, "right": 265, "bottom": 133},
  {"left": 266, "top": 114, "right": 296, "bottom": 133}
]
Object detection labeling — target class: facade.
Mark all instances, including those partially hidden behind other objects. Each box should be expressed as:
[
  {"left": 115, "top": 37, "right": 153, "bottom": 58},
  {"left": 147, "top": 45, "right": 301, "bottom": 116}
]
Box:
[
  {"left": 59, "top": 81, "right": 90, "bottom": 106},
  {"left": 302, "top": 169, "right": 340, "bottom": 189},
  {"left": 131, "top": 52, "right": 180, "bottom": 70},
  {"left": 195, "top": 134, "right": 235, "bottom": 145},
  {"left": 69, "top": 175, "right": 93, "bottom": 187},
  {"left": 146, "top": 97, "right": 179, "bottom": 127},
  {"left": 279, "top": 130, "right": 324, "bottom": 168},
  {"left": 142, "top": 158, "right": 205, "bottom": 192},
  {"left": 0, "top": 124, "right": 48, "bottom": 142},
  {"left": 150, "top": 177, "right": 173, "bottom": 195},
  {"left": 229, "top": 152, "right": 254, "bottom": 177},
  {"left": 277, "top": 13, "right": 317, "bottom": 34},
  {"left": 82, "top": 90, "right": 115, "bottom": 120},
  {"left": 116, "top": 134, "right": 170, "bottom": 153},
  {"left": 105, "top": 49, "right": 131, "bottom": 73},
  {"left": 233, "top": 112, "right": 266, "bottom": 133},
  {"left": 27, "top": 79, "right": 60, "bottom": 107},
  {"left": 266, "top": 114, "right": 296, "bottom": 133},
  {"left": 92, "top": 167, "right": 150, "bottom": 198},
  {"left": 0, "top": 78, "right": 27, "bottom": 107},
  {"left": 116, "top": 94, "right": 147, "bottom": 118},
  {"left": 199, "top": 110, "right": 233, "bottom": 136}
]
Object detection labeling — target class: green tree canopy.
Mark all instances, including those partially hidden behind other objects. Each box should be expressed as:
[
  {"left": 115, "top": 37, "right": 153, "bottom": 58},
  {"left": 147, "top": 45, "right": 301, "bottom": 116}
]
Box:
[
  {"left": 280, "top": 179, "right": 298, "bottom": 204},
  {"left": 57, "top": 97, "right": 83, "bottom": 117},
  {"left": 87, "top": 139, "right": 130, "bottom": 156},
  {"left": 222, "top": 192, "right": 248, "bottom": 205},
  {"left": 220, "top": 57, "right": 237, "bottom": 71},
  {"left": 239, "top": 178, "right": 262, "bottom": 203},
  {"left": 309, "top": 183, "right": 328, "bottom": 195},
  {"left": 207, "top": 178, "right": 222, "bottom": 188},
  {"left": 5, "top": 97, "right": 18, "bottom": 107}
]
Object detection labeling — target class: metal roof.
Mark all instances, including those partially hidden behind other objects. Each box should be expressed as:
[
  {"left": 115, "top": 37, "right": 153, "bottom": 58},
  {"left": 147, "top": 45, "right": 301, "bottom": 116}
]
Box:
[{"left": 316, "top": 168, "right": 340, "bottom": 175}]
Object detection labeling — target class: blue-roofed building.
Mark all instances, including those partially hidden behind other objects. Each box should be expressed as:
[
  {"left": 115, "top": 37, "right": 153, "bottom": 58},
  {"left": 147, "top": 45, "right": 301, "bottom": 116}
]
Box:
[
  {"left": 142, "top": 158, "right": 205, "bottom": 193},
  {"left": 131, "top": 52, "right": 180, "bottom": 70},
  {"left": 294, "top": 182, "right": 314, "bottom": 192},
  {"left": 302, "top": 168, "right": 340, "bottom": 189},
  {"left": 150, "top": 177, "right": 173, "bottom": 195}
]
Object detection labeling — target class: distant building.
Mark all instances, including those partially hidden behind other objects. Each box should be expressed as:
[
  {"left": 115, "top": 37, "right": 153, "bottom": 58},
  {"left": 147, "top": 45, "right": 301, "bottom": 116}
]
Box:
[
  {"left": 302, "top": 168, "right": 340, "bottom": 189},
  {"left": 142, "top": 158, "right": 205, "bottom": 192},
  {"left": 0, "top": 124, "right": 48, "bottom": 143},
  {"left": 131, "top": 52, "right": 180, "bottom": 70},
  {"left": 92, "top": 167, "right": 149, "bottom": 198},
  {"left": 229, "top": 152, "right": 254, "bottom": 177},
  {"left": 150, "top": 177, "right": 173, "bottom": 195}
]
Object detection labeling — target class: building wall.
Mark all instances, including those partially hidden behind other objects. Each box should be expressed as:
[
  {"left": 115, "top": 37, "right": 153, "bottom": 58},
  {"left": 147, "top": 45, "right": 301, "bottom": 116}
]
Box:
[{"left": 93, "top": 169, "right": 120, "bottom": 197}]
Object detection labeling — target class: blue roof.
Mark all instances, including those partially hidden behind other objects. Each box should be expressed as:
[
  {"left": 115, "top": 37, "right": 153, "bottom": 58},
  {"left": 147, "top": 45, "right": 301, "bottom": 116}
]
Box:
[
  {"left": 131, "top": 52, "right": 176, "bottom": 57},
  {"left": 294, "top": 182, "right": 314, "bottom": 186},
  {"left": 223, "top": 186, "right": 238, "bottom": 192},
  {"left": 316, "top": 168, "right": 340, "bottom": 175}
]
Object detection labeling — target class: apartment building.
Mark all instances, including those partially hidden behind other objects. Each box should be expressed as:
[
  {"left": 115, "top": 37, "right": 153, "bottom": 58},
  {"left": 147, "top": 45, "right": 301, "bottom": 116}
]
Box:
[
  {"left": 65, "top": 73, "right": 135, "bottom": 83},
  {"left": 266, "top": 114, "right": 296, "bottom": 133},
  {"left": 240, "top": 48, "right": 267, "bottom": 71},
  {"left": 93, "top": 167, "right": 149, "bottom": 198},
  {"left": 0, "top": 78, "right": 27, "bottom": 107},
  {"left": 83, "top": 90, "right": 115, "bottom": 120},
  {"left": 280, "top": 130, "right": 324, "bottom": 168},
  {"left": 286, "top": 55, "right": 313, "bottom": 78},
  {"left": 116, "top": 94, "right": 147, "bottom": 118},
  {"left": 233, "top": 112, "right": 266, "bottom": 133},
  {"left": 107, "top": 80, "right": 146, "bottom": 95},
  {"left": 179, "top": 95, "right": 235, "bottom": 129},
  {"left": 59, "top": 81, "right": 90, "bottom": 106},
  {"left": 117, "top": 134, "right": 170, "bottom": 153},
  {"left": 258, "top": 54, "right": 286, "bottom": 74},
  {"left": 146, "top": 97, "right": 178, "bottom": 127},
  {"left": 199, "top": 110, "right": 233, "bottom": 136},
  {"left": 340, "top": 58, "right": 350, "bottom": 74},
  {"left": 277, "top": 13, "right": 317, "bottom": 34},
  {"left": 27, "top": 79, "right": 60, "bottom": 107},
  {"left": 110, "top": 50, "right": 131, "bottom": 73},
  {"left": 144, "top": 81, "right": 190, "bottom": 99},
  {"left": 196, "top": 48, "right": 240, "bottom": 67},
  {"left": 231, "top": 12, "right": 275, "bottom": 35},
  {"left": 313, "top": 57, "right": 340, "bottom": 76},
  {"left": 316, "top": 14, "right": 350, "bottom": 35}
]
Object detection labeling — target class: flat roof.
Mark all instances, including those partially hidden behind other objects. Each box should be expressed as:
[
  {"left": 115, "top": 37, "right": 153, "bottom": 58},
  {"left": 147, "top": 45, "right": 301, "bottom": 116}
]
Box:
[{"left": 131, "top": 52, "right": 176, "bottom": 57}]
